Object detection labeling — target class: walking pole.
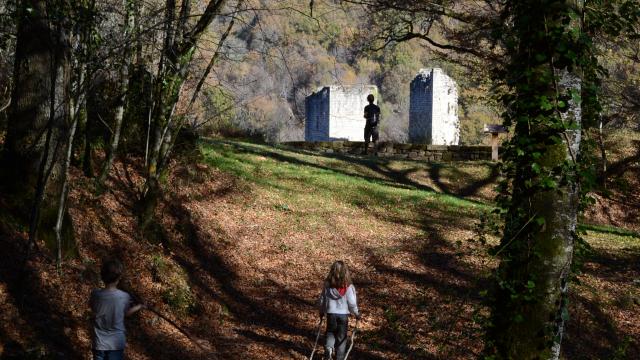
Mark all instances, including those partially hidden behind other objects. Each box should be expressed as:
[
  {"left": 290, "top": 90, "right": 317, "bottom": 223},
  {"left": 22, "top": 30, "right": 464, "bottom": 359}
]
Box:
[
  {"left": 344, "top": 318, "right": 359, "bottom": 360},
  {"left": 309, "top": 316, "right": 324, "bottom": 360},
  {"left": 126, "top": 289, "right": 216, "bottom": 357}
]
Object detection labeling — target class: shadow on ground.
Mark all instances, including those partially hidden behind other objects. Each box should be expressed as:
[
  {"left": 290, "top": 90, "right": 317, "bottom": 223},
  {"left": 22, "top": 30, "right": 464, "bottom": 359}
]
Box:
[
  {"left": 164, "top": 197, "right": 400, "bottom": 359},
  {"left": 207, "top": 139, "right": 498, "bottom": 204}
]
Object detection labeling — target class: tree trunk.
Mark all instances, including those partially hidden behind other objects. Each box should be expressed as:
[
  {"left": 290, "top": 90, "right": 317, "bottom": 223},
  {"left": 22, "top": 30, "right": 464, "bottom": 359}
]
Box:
[
  {"left": 597, "top": 119, "right": 607, "bottom": 188},
  {"left": 1, "top": 0, "right": 73, "bottom": 248},
  {"left": 492, "top": 92, "right": 581, "bottom": 359},
  {"left": 55, "top": 111, "right": 78, "bottom": 268},
  {"left": 139, "top": 0, "right": 230, "bottom": 229},
  {"left": 489, "top": 1, "right": 584, "bottom": 359},
  {"left": 97, "top": 0, "right": 135, "bottom": 187},
  {"left": 82, "top": 97, "right": 94, "bottom": 177},
  {"left": 96, "top": 71, "right": 129, "bottom": 187}
]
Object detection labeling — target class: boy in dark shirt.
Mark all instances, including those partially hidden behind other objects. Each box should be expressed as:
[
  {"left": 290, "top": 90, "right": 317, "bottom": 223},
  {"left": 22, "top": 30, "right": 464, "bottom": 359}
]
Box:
[
  {"left": 89, "top": 259, "right": 144, "bottom": 360},
  {"left": 363, "top": 94, "right": 380, "bottom": 155}
]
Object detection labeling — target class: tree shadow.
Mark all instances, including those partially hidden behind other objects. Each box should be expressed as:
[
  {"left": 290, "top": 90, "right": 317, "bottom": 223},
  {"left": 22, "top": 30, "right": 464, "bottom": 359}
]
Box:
[
  {"left": 356, "top": 208, "right": 488, "bottom": 359},
  {"left": 429, "top": 162, "right": 500, "bottom": 198},
  {"left": 126, "top": 320, "right": 204, "bottom": 360},
  {"left": 162, "top": 196, "right": 432, "bottom": 359},
  {"left": 605, "top": 139, "right": 640, "bottom": 178},
  {"left": 0, "top": 234, "right": 85, "bottom": 359},
  {"left": 209, "top": 140, "right": 497, "bottom": 207},
  {"left": 562, "top": 241, "right": 640, "bottom": 359},
  {"left": 563, "top": 293, "right": 639, "bottom": 359},
  {"left": 583, "top": 246, "right": 640, "bottom": 284},
  {"left": 209, "top": 139, "right": 435, "bottom": 192},
  {"left": 277, "top": 141, "right": 500, "bottom": 200}
]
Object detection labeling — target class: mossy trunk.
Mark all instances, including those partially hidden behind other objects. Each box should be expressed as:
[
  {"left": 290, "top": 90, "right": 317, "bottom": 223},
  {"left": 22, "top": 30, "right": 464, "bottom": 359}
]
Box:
[
  {"left": 492, "top": 180, "right": 579, "bottom": 359},
  {"left": 139, "top": 63, "right": 187, "bottom": 231},
  {"left": 489, "top": 1, "right": 584, "bottom": 359},
  {"left": 138, "top": 0, "right": 229, "bottom": 230}
]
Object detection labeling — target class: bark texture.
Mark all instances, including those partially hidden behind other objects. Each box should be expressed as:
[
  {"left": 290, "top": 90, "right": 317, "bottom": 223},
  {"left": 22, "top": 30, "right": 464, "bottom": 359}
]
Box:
[
  {"left": 489, "top": 1, "right": 584, "bottom": 359},
  {"left": 140, "top": 0, "right": 229, "bottom": 229},
  {"left": 97, "top": 0, "right": 135, "bottom": 187},
  {"left": 1, "top": 0, "right": 74, "bottom": 247}
]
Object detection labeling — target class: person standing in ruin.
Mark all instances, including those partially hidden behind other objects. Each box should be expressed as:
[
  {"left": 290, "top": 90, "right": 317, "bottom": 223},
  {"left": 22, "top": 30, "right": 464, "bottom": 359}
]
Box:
[{"left": 363, "top": 94, "right": 380, "bottom": 155}]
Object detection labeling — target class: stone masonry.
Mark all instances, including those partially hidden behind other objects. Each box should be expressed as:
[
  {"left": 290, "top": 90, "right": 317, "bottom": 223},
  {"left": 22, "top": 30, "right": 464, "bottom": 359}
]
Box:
[
  {"left": 409, "top": 68, "right": 459, "bottom": 145},
  {"left": 305, "top": 85, "right": 378, "bottom": 141},
  {"left": 284, "top": 141, "right": 496, "bottom": 161}
]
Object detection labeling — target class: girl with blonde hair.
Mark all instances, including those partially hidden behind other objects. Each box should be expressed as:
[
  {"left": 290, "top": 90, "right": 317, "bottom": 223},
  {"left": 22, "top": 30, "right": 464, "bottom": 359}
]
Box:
[{"left": 318, "top": 261, "right": 360, "bottom": 360}]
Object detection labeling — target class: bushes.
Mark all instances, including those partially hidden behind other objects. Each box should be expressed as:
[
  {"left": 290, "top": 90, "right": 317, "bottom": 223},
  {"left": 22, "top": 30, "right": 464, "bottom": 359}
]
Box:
[{"left": 150, "top": 255, "right": 196, "bottom": 315}]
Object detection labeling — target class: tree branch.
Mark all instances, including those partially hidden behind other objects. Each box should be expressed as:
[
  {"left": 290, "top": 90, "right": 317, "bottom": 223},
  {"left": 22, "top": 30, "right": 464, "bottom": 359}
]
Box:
[{"left": 180, "top": 0, "right": 228, "bottom": 54}]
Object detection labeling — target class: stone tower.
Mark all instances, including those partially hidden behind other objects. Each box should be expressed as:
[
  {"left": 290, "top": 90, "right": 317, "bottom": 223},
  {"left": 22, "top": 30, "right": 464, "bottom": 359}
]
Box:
[
  {"left": 409, "top": 68, "right": 459, "bottom": 145},
  {"left": 305, "top": 85, "right": 378, "bottom": 141}
]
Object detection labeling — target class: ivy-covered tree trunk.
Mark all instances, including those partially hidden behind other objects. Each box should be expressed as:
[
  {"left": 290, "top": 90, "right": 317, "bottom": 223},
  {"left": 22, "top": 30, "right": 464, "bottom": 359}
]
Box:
[
  {"left": 1, "top": 0, "right": 73, "bottom": 247},
  {"left": 488, "top": 1, "right": 585, "bottom": 359}
]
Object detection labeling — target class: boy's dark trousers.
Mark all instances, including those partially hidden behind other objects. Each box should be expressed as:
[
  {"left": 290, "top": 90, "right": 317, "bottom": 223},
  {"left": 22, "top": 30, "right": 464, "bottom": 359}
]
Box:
[
  {"left": 93, "top": 350, "right": 124, "bottom": 360},
  {"left": 324, "top": 313, "right": 348, "bottom": 360}
]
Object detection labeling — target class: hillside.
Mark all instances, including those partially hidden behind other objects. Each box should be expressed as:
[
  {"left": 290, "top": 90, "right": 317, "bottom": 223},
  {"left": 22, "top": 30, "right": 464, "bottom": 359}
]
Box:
[
  {"left": 1, "top": 140, "right": 638, "bottom": 359},
  {"left": 198, "top": 0, "right": 498, "bottom": 144}
]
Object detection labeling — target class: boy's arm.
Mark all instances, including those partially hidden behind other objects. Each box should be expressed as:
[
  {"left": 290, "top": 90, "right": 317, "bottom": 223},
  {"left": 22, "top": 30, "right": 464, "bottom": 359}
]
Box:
[
  {"left": 126, "top": 303, "right": 145, "bottom": 316},
  {"left": 124, "top": 292, "right": 145, "bottom": 316}
]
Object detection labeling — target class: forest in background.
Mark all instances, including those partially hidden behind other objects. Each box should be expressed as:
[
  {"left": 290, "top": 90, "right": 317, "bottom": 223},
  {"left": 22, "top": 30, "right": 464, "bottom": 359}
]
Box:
[
  {"left": 1, "top": 1, "right": 638, "bottom": 145},
  {"left": 0, "top": 0, "right": 639, "bottom": 359},
  {"left": 0, "top": 0, "right": 525, "bottom": 145}
]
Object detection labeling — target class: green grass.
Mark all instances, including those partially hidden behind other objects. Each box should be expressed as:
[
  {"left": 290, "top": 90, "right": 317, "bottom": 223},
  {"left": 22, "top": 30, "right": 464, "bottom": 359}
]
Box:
[
  {"left": 202, "top": 139, "right": 488, "bottom": 213},
  {"left": 581, "top": 229, "right": 640, "bottom": 250},
  {"left": 200, "top": 139, "right": 639, "bottom": 251},
  {"left": 195, "top": 139, "right": 640, "bottom": 358},
  {"left": 579, "top": 223, "right": 640, "bottom": 239}
]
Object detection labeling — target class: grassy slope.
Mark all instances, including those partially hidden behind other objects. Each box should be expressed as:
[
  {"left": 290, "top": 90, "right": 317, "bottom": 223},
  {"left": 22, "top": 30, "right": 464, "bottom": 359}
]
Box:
[
  {"left": 199, "top": 139, "right": 640, "bottom": 359},
  {"left": 0, "top": 139, "right": 638, "bottom": 359}
]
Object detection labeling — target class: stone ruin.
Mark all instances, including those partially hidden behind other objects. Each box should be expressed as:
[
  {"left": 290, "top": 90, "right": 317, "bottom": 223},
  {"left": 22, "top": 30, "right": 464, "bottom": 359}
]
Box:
[
  {"left": 304, "top": 68, "right": 460, "bottom": 145},
  {"left": 409, "top": 68, "right": 459, "bottom": 145},
  {"left": 305, "top": 85, "right": 378, "bottom": 141}
]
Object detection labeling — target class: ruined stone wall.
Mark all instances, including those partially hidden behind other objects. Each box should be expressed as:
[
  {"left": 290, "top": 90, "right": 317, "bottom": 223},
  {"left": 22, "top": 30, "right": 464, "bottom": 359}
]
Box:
[
  {"left": 305, "top": 87, "right": 330, "bottom": 141},
  {"left": 432, "top": 69, "right": 459, "bottom": 145},
  {"left": 328, "top": 85, "right": 377, "bottom": 141},
  {"left": 409, "top": 70, "right": 434, "bottom": 143},
  {"left": 409, "top": 68, "right": 459, "bottom": 145},
  {"left": 305, "top": 85, "right": 377, "bottom": 141},
  {"left": 284, "top": 141, "right": 495, "bottom": 161}
]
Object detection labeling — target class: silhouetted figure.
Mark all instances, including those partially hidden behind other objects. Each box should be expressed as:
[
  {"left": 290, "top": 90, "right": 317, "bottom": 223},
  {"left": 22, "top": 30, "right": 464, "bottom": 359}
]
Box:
[{"left": 363, "top": 94, "right": 380, "bottom": 155}]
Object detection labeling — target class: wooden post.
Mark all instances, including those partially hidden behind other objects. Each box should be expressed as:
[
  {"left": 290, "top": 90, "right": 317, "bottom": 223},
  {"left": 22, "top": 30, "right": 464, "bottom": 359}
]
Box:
[{"left": 484, "top": 124, "right": 507, "bottom": 161}]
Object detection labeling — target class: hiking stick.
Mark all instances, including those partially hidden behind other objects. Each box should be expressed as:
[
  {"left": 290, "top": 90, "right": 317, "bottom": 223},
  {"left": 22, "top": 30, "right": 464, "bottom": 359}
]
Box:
[
  {"left": 144, "top": 306, "right": 210, "bottom": 351},
  {"left": 344, "top": 318, "right": 359, "bottom": 360},
  {"left": 309, "top": 316, "right": 324, "bottom": 360},
  {"left": 126, "top": 290, "right": 217, "bottom": 358}
]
